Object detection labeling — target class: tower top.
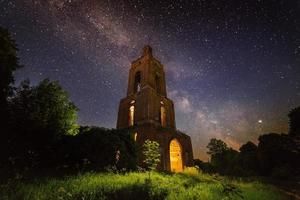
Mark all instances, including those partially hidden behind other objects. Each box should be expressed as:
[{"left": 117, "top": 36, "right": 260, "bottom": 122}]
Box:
[{"left": 143, "top": 45, "right": 152, "bottom": 57}]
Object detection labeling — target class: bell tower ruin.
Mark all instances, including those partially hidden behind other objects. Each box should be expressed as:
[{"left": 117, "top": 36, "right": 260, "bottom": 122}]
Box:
[{"left": 117, "top": 45, "right": 193, "bottom": 172}]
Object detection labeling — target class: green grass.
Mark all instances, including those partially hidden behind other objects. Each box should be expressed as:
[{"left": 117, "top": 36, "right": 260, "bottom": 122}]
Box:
[{"left": 0, "top": 169, "right": 289, "bottom": 200}]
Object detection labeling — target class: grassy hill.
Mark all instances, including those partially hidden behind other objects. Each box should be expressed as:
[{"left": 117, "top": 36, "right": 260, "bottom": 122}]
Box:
[{"left": 0, "top": 169, "right": 289, "bottom": 200}]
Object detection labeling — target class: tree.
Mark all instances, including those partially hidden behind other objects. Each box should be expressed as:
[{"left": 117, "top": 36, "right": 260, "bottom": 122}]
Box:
[
  {"left": 207, "top": 138, "right": 229, "bottom": 171},
  {"left": 206, "top": 139, "right": 242, "bottom": 175},
  {"left": 240, "top": 141, "right": 257, "bottom": 153},
  {"left": 288, "top": 106, "right": 300, "bottom": 136},
  {"left": 5, "top": 79, "right": 79, "bottom": 170},
  {"left": 239, "top": 141, "right": 258, "bottom": 175},
  {"left": 143, "top": 140, "right": 160, "bottom": 179},
  {"left": 9, "top": 79, "right": 79, "bottom": 138},
  {"left": 207, "top": 138, "right": 228, "bottom": 155},
  {"left": 0, "top": 26, "right": 23, "bottom": 156},
  {"left": 0, "top": 27, "right": 22, "bottom": 119},
  {"left": 257, "top": 133, "right": 297, "bottom": 177},
  {"left": 0, "top": 27, "right": 22, "bottom": 103},
  {"left": 222, "top": 148, "right": 240, "bottom": 175}
]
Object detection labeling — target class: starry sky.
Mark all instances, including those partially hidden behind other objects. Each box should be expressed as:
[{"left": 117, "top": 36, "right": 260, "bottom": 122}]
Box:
[{"left": 1, "top": 0, "right": 300, "bottom": 160}]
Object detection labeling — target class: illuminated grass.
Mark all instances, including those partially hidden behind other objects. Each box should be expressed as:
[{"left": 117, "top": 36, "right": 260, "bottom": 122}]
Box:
[{"left": 0, "top": 170, "right": 288, "bottom": 200}]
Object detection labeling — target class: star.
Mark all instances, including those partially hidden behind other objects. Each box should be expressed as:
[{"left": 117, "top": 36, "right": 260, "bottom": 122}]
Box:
[{"left": 1, "top": 0, "right": 299, "bottom": 160}]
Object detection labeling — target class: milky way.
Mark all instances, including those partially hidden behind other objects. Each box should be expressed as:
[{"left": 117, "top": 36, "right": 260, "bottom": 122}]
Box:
[{"left": 1, "top": 0, "right": 300, "bottom": 159}]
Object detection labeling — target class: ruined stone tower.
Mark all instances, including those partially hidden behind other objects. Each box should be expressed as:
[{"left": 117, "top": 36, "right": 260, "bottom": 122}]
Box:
[{"left": 117, "top": 45, "right": 193, "bottom": 172}]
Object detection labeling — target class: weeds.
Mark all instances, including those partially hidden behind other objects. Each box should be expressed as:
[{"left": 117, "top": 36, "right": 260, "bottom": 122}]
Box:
[{"left": 0, "top": 171, "right": 288, "bottom": 200}]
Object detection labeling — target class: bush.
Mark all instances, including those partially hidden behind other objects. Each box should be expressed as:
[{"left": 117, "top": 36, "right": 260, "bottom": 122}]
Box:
[
  {"left": 271, "top": 165, "right": 293, "bottom": 179},
  {"left": 183, "top": 167, "right": 199, "bottom": 175},
  {"left": 55, "top": 127, "right": 137, "bottom": 173}
]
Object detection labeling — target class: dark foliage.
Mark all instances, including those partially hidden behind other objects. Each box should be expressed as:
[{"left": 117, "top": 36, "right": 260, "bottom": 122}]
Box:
[
  {"left": 0, "top": 26, "right": 23, "bottom": 166},
  {"left": 221, "top": 182, "right": 244, "bottom": 199},
  {"left": 257, "top": 133, "right": 299, "bottom": 177},
  {"left": 194, "top": 159, "right": 214, "bottom": 173},
  {"left": 206, "top": 139, "right": 241, "bottom": 176},
  {"left": 288, "top": 106, "right": 300, "bottom": 136},
  {"left": 202, "top": 127, "right": 300, "bottom": 178},
  {"left": 207, "top": 138, "right": 228, "bottom": 155},
  {"left": 239, "top": 142, "right": 258, "bottom": 175},
  {"left": 8, "top": 79, "right": 79, "bottom": 138},
  {"left": 0, "top": 26, "right": 22, "bottom": 112},
  {"left": 201, "top": 106, "right": 300, "bottom": 178},
  {"left": 0, "top": 79, "right": 79, "bottom": 173},
  {"left": 56, "top": 127, "right": 137, "bottom": 172}
]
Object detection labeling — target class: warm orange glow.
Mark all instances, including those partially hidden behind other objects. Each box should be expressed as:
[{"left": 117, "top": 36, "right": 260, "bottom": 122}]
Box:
[
  {"left": 129, "top": 105, "right": 134, "bottom": 126},
  {"left": 160, "top": 106, "right": 166, "bottom": 127},
  {"left": 134, "top": 132, "right": 137, "bottom": 141},
  {"left": 169, "top": 139, "right": 183, "bottom": 172}
]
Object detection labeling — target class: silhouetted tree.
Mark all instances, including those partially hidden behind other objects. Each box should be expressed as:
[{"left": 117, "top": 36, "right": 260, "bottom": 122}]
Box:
[
  {"left": 207, "top": 138, "right": 225, "bottom": 171},
  {"left": 257, "top": 133, "right": 297, "bottom": 177},
  {"left": 239, "top": 141, "right": 257, "bottom": 153},
  {"left": 223, "top": 148, "right": 241, "bottom": 175},
  {"left": 0, "top": 26, "right": 22, "bottom": 114},
  {"left": 207, "top": 138, "right": 228, "bottom": 155},
  {"left": 207, "top": 138, "right": 249, "bottom": 176},
  {"left": 0, "top": 26, "right": 23, "bottom": 164},
  {"left": 239, "top": 141, "right": 258, "bottom": 175},
  {"left": 207, "top": 138, "right": 239, "bottom": 174},
  {"left": 205, "top": 108, "right": 300, "bottom": 178},
  {"left": 288, "top": 106, "right": 300, "bottom": 136}
]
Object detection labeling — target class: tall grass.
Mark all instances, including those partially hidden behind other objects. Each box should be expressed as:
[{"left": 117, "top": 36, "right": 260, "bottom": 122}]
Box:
[{"left": 0, "top": 169, "right": 288, "bottom": 200}]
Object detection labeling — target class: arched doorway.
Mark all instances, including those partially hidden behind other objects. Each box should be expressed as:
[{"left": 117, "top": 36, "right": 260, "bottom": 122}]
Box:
[{"left": 169, "top": 139, "right": 183, "bottom": 172}]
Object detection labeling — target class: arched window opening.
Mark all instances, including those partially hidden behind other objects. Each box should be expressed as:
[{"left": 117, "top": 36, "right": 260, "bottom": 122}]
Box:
[
  {"left": 169, "top": 139, "right": 183, "bottom": 172},
  {"left": 155, "top": 74, "right": 161, "bottom": 94},
  {"left": 160, "top": 106, "right": 166, "bottom": 127},
  {"left": 133, "top": 132, "right": 138, "bottom": 141},
  {"left": 128, "top": 105, "right": 135, "bottom": 126},
  {"left": 134, "top": 72, "right": 141, "bottom": 93}
]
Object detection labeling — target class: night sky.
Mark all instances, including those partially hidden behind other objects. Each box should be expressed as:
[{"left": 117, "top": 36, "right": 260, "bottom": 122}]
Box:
[{"left": 1, "top": 0, "right": 300, "bottom": 160}]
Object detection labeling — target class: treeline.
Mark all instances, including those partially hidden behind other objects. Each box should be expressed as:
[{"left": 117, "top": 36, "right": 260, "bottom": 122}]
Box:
[
  {"left": 0, "top": 27, "right": 136, "bottom": 180},
  {"left": 195, "top": 107, "right": 300, "bottom": 179}
]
